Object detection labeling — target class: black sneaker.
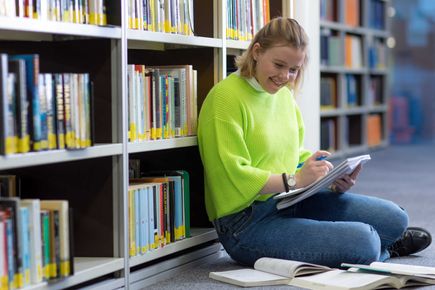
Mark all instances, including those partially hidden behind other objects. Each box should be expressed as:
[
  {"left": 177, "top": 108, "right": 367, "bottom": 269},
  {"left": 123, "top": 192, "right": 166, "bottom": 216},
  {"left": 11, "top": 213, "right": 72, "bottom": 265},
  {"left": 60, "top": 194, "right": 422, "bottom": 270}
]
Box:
[{"left": 388, "top": 227, "right": 432, "bottom": 258}]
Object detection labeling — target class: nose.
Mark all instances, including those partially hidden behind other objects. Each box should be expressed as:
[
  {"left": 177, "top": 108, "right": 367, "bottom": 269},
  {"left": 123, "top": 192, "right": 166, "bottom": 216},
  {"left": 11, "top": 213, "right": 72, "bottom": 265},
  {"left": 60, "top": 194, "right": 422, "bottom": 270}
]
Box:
[{"left": 279, "top": 70, "right": 290, "bottom": 82}]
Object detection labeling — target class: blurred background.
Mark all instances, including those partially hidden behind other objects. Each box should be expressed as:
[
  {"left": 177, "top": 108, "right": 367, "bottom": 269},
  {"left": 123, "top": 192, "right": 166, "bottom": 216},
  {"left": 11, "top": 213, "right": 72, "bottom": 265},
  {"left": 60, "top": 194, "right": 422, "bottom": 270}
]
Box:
[{"left": 389, "top": 0, "right": 435, "bottom": 144}]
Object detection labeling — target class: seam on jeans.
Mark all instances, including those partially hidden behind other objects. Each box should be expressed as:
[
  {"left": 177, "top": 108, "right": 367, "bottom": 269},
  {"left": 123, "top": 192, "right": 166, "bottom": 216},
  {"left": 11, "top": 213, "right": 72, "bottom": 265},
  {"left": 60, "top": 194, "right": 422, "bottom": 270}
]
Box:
[{"left": 237, "top": 243, "right": 376, "bottom": 266}]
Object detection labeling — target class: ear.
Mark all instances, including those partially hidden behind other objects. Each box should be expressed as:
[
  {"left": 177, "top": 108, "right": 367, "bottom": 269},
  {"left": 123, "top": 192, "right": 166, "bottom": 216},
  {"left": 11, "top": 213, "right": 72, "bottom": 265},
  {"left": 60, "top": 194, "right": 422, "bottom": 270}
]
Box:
[{"left": 252, "top": 43, "right": 261, "bottom": 61}]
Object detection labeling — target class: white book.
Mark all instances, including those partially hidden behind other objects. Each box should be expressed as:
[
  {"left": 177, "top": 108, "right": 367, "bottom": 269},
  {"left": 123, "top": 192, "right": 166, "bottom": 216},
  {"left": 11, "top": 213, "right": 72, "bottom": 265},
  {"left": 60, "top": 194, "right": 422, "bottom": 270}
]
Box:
[
  {"left": 341, "top": 262, "right": 435, "bottom": 279},
  {"left": 20, "top": 199, "right": 43, "bottom": 284},
  {"left": 274, "top": 154, "right": 371, "bottom": 210}
]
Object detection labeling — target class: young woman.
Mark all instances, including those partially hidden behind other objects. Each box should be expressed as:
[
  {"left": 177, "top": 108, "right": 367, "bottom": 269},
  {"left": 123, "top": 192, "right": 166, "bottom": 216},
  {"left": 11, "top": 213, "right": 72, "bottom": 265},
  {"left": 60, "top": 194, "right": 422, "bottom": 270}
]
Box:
[{"left": 197, "top": 17, "right": 431, "bottom": 268}]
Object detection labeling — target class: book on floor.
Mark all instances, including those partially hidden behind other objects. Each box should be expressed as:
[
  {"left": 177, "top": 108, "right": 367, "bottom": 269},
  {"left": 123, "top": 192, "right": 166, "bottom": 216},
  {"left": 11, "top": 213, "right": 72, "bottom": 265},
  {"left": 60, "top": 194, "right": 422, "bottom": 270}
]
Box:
[
  {"left": 274, "top": 154, "right": 371, "bottom": 210},
  {"left": 209, "top": 257, "right": 331, "bottom": 287},
  {"left": 209, "top": 257, "right": 435, "bottom": 289},
  {"left": 341, "top": 261, "right": 435, "bottom": 279}
]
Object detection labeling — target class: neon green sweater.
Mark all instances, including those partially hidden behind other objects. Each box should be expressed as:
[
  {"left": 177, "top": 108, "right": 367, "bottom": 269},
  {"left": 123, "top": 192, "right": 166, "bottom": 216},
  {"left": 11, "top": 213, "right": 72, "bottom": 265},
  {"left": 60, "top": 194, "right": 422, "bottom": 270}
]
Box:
[{"left": 198, "top": 73, "right": 311, "bottom": 221}]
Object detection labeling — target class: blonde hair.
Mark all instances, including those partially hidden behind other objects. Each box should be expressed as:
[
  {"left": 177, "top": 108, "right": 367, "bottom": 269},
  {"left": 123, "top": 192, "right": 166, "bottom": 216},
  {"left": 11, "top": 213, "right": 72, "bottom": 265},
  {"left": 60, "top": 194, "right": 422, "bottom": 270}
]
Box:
[{"left": 235, "top": 17, "right": 309, "bottom": 91}]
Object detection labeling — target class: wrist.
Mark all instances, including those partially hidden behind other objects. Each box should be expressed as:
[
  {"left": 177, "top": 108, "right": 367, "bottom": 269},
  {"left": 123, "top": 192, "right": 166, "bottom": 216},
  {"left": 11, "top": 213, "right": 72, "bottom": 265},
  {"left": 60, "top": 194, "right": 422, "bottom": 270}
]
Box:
[
  {"left": 282, "top": 173, "right": 296, "bottom": 192},
  {"left": 294, "top": 172, "right": 305, "bottom": 189}
]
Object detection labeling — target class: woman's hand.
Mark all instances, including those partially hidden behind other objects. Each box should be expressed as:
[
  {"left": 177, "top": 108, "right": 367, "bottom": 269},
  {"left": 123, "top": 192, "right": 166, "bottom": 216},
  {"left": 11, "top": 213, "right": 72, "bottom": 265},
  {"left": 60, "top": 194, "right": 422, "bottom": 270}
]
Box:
[
  {"left": 296, "top": 151, "right": 333, "bottom": 188},
  {"left": 330, "top": 164, "right": 362, "bottom": 193}
]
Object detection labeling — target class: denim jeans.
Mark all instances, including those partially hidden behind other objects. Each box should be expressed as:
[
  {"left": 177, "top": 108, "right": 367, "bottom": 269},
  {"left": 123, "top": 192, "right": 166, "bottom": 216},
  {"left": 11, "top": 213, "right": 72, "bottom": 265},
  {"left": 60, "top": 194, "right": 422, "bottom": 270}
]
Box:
[{"left": 213, "top": 191, "right": 409, "bottom": 268}]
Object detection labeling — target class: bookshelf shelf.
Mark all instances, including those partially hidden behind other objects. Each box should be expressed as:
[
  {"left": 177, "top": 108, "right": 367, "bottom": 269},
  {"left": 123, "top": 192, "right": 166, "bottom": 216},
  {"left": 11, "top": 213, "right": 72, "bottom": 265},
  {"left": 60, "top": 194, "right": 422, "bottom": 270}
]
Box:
[
  {"left": 27, "top": 258, "right": 124, "bottom": 290},
  {"left": 128, "top": 137, "right": 198, "bottom": 153},
  {"left": 0, "top": 17, "right": 122, "bottom": 39},
  {"left": 0, "top": 144, "right": 123, "bottom": 170},
  {"left": 226, "top": 39, "right": 250, "bottom": 50},
  {"left": 130, "top": 228, "right": 217, "bottom": 267},
  {"left": 320, "top": 0, "right": 390, "bottom": 154},
  {"left": 127, "top": 30, "right": 222, "bottom": 48}
]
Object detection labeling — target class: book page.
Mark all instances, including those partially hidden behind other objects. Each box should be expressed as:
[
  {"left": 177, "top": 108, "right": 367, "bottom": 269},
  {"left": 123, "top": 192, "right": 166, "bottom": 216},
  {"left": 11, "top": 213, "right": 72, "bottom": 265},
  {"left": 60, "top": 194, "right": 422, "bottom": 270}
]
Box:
[
  {"left": 290, "top": 270, "right": 401, "bottom": 290},
  {"left": 254, "top": 257, "right": 331, "bottom": 278},
  {"left": 370, "top": 262, "right": 435, "bottom": 276}
]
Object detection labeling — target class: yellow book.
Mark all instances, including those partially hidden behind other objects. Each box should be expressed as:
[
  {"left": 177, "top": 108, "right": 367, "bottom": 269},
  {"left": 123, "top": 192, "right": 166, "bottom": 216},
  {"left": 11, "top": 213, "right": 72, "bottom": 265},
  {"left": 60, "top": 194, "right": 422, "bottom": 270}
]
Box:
[{"left": 128, "top": 189, "right": 136, "bottom": 257}]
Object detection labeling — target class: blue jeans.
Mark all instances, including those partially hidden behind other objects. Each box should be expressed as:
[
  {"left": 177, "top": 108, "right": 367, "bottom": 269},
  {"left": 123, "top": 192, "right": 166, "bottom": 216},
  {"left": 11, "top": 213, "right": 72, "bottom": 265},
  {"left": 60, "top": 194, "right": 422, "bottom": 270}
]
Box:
[{"left": 213, "top": 191, "right": 409, "bottom": 268}]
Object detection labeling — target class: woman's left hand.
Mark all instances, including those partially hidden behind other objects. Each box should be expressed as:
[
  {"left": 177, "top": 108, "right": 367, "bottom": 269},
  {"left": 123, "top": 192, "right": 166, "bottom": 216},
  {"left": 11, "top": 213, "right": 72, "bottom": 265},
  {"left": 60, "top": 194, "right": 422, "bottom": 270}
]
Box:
[{"left": 330, "top": 164, "right": 362, "bottom": 193}]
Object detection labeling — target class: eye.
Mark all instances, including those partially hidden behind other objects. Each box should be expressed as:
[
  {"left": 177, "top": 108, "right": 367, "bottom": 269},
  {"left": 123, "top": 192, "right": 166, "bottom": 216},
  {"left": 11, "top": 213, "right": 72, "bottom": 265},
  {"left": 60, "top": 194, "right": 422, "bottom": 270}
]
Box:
[
  {"left": 289, "top": 68, "right": 299, "bottom": 74},
  {"left": 274, "top": 63, "right": 284, "bottom": 68}
]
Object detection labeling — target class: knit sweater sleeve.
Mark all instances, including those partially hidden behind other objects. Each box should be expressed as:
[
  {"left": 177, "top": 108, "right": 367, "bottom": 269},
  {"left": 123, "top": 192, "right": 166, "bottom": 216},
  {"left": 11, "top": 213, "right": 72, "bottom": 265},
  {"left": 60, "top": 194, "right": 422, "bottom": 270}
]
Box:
[{"left": 295, "top": 104, "right": 312, "bottom": 165}]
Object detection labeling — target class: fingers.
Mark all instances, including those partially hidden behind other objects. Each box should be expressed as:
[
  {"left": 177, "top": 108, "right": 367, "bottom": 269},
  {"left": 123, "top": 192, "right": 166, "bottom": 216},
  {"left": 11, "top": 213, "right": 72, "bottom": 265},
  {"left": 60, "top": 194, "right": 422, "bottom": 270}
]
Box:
[
  {"left": 350, "top": 164, "right": 362, "bottom": 179},
  {"left": 311, "top": 150, "right": 332, "bottom": 161}
]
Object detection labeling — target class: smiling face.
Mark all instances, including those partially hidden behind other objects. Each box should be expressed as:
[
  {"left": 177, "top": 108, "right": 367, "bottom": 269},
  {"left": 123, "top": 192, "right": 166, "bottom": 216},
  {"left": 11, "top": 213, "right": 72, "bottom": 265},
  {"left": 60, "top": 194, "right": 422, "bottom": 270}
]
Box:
[{"left": 252, "top": 43, "right": 306, "bottom": 94}]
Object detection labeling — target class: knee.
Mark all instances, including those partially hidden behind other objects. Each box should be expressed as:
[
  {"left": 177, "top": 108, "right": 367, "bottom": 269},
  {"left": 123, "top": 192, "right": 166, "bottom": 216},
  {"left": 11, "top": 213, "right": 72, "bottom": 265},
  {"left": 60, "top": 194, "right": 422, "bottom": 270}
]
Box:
[
  {"left": 343, "top": 224, "right": 381, "bottom": 264},
  {"left": 388, "top": 202, "right": 409, "bottom": 238}
]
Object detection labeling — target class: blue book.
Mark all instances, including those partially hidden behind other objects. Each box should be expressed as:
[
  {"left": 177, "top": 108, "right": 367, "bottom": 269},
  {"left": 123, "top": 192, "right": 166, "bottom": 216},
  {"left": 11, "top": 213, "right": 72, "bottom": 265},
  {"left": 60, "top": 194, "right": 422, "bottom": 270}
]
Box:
[
  {"left": 19, "top": 207, "right": 30, "bottom": 287},
  {"left": 9, "top": 54, "right": 42, "bottom": 151},
  {"left": 5, "top": 217, "right": 15, "bottom": 289},
  {"left": 148, "top": 185, "right": 155, "bottom": 250},
  {"left": 139, "top": 187, "right": 149, "bottom": 254}
]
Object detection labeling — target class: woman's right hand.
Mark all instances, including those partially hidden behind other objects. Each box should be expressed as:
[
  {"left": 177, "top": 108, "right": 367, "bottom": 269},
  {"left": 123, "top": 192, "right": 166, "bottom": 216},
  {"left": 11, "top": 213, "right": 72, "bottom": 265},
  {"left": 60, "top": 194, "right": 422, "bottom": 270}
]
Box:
[{"left": 295, "top": 151, "right": 333, "bottom": 188}]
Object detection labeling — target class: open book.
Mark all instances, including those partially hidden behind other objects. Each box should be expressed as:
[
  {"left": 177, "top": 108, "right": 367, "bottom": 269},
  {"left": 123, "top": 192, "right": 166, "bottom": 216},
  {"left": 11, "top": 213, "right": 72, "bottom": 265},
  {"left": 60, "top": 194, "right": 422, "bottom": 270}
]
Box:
[
  {"left": 209, "top": 257, "right": 435, "bottom": 289},
  {"left": 341, "top": 261, "right": 435, "bottom": 279},
  {"left": 274, "top": 154, "right": 371, "bottom": 210},
  {"left": 209, "top": 257, "right": 331, "bottom": 287}
]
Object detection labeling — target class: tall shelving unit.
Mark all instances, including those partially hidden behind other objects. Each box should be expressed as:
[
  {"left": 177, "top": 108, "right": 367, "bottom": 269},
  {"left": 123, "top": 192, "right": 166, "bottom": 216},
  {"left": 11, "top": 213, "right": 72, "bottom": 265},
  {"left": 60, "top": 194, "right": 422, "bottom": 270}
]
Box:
[
  {"left": 319, "top": 0, "right": 390, "bottom": 157},
  {"left": 0, "top": 1, "right": 320, "bottom": 289}
]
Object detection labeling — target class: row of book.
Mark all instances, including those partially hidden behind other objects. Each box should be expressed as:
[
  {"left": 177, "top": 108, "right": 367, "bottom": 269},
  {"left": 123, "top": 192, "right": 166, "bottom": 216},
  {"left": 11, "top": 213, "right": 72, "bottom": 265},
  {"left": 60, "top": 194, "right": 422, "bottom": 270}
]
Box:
[
  {"left": 0, "top": 0, "right": 107, "bottom": 25},
  {"left": 321, "top": 74, "right": 386, "bottom": 110},
  {"left": 0, "top": 197, "right": 73, "bottom": 290},
  {"left": 320, "top": 76, "right": 337, "bottom": 110},
  {"left": 128, "top": 170, "right": 190, "bottom": 257},
  {"left": 127, "top": 64, "right": 197, "bottom": 142},
  {"left": 0, "top": 53, "right": 93, "bottom": 156},
  {"left": 226, "top": 0, "right": 270, "bottom": 41},
  {"left": 320, "top": 28, "right": 342, "bottom": 67},
  {"left": 321, "top": 30, "right": 386, "bottom": 69},
  {"left": 320, "top": 118, "right": 336, "bottom": 152},
  {"left": 127, "top": 0, "right": 194, "bottom": 36},
  {"left": 321, "top": 0, "right": 386, "bottom": 30},
  {"left": 0, "top": 176, "right": 19, "bottom": 199},
  {"left": 320, "top": 0, "right": 337, "bottom": 22},
  {"left": 368, "top": 38, "right": 387, "bottom": 69},
  {"left": 321, "top": 114, "right": 384, "bottom": 151}
]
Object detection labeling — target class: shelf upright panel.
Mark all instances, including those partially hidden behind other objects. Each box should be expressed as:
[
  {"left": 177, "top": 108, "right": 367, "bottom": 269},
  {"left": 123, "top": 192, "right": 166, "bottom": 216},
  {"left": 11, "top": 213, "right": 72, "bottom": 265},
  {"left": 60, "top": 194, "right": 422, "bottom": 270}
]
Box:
[{"left": 115, "top": 0, "right": 130, "bottom": 287}]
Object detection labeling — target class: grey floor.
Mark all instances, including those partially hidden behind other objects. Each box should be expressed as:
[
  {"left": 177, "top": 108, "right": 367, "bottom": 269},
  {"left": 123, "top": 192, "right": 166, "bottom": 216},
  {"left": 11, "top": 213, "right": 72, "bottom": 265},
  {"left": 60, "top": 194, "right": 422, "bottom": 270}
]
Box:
[{"left": 147, "top": 143, "right": 435, "bottom": 289}]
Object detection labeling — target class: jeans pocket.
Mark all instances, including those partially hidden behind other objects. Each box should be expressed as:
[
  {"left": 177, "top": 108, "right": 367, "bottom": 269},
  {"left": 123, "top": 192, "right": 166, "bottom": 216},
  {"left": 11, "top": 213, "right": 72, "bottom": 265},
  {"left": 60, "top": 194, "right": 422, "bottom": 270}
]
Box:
[
  {"left": 217, "top": 205, "right": 251, "bottom": 236},
  {"left": 231, "top": 205, "right": 255, "bottom": 239}
]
